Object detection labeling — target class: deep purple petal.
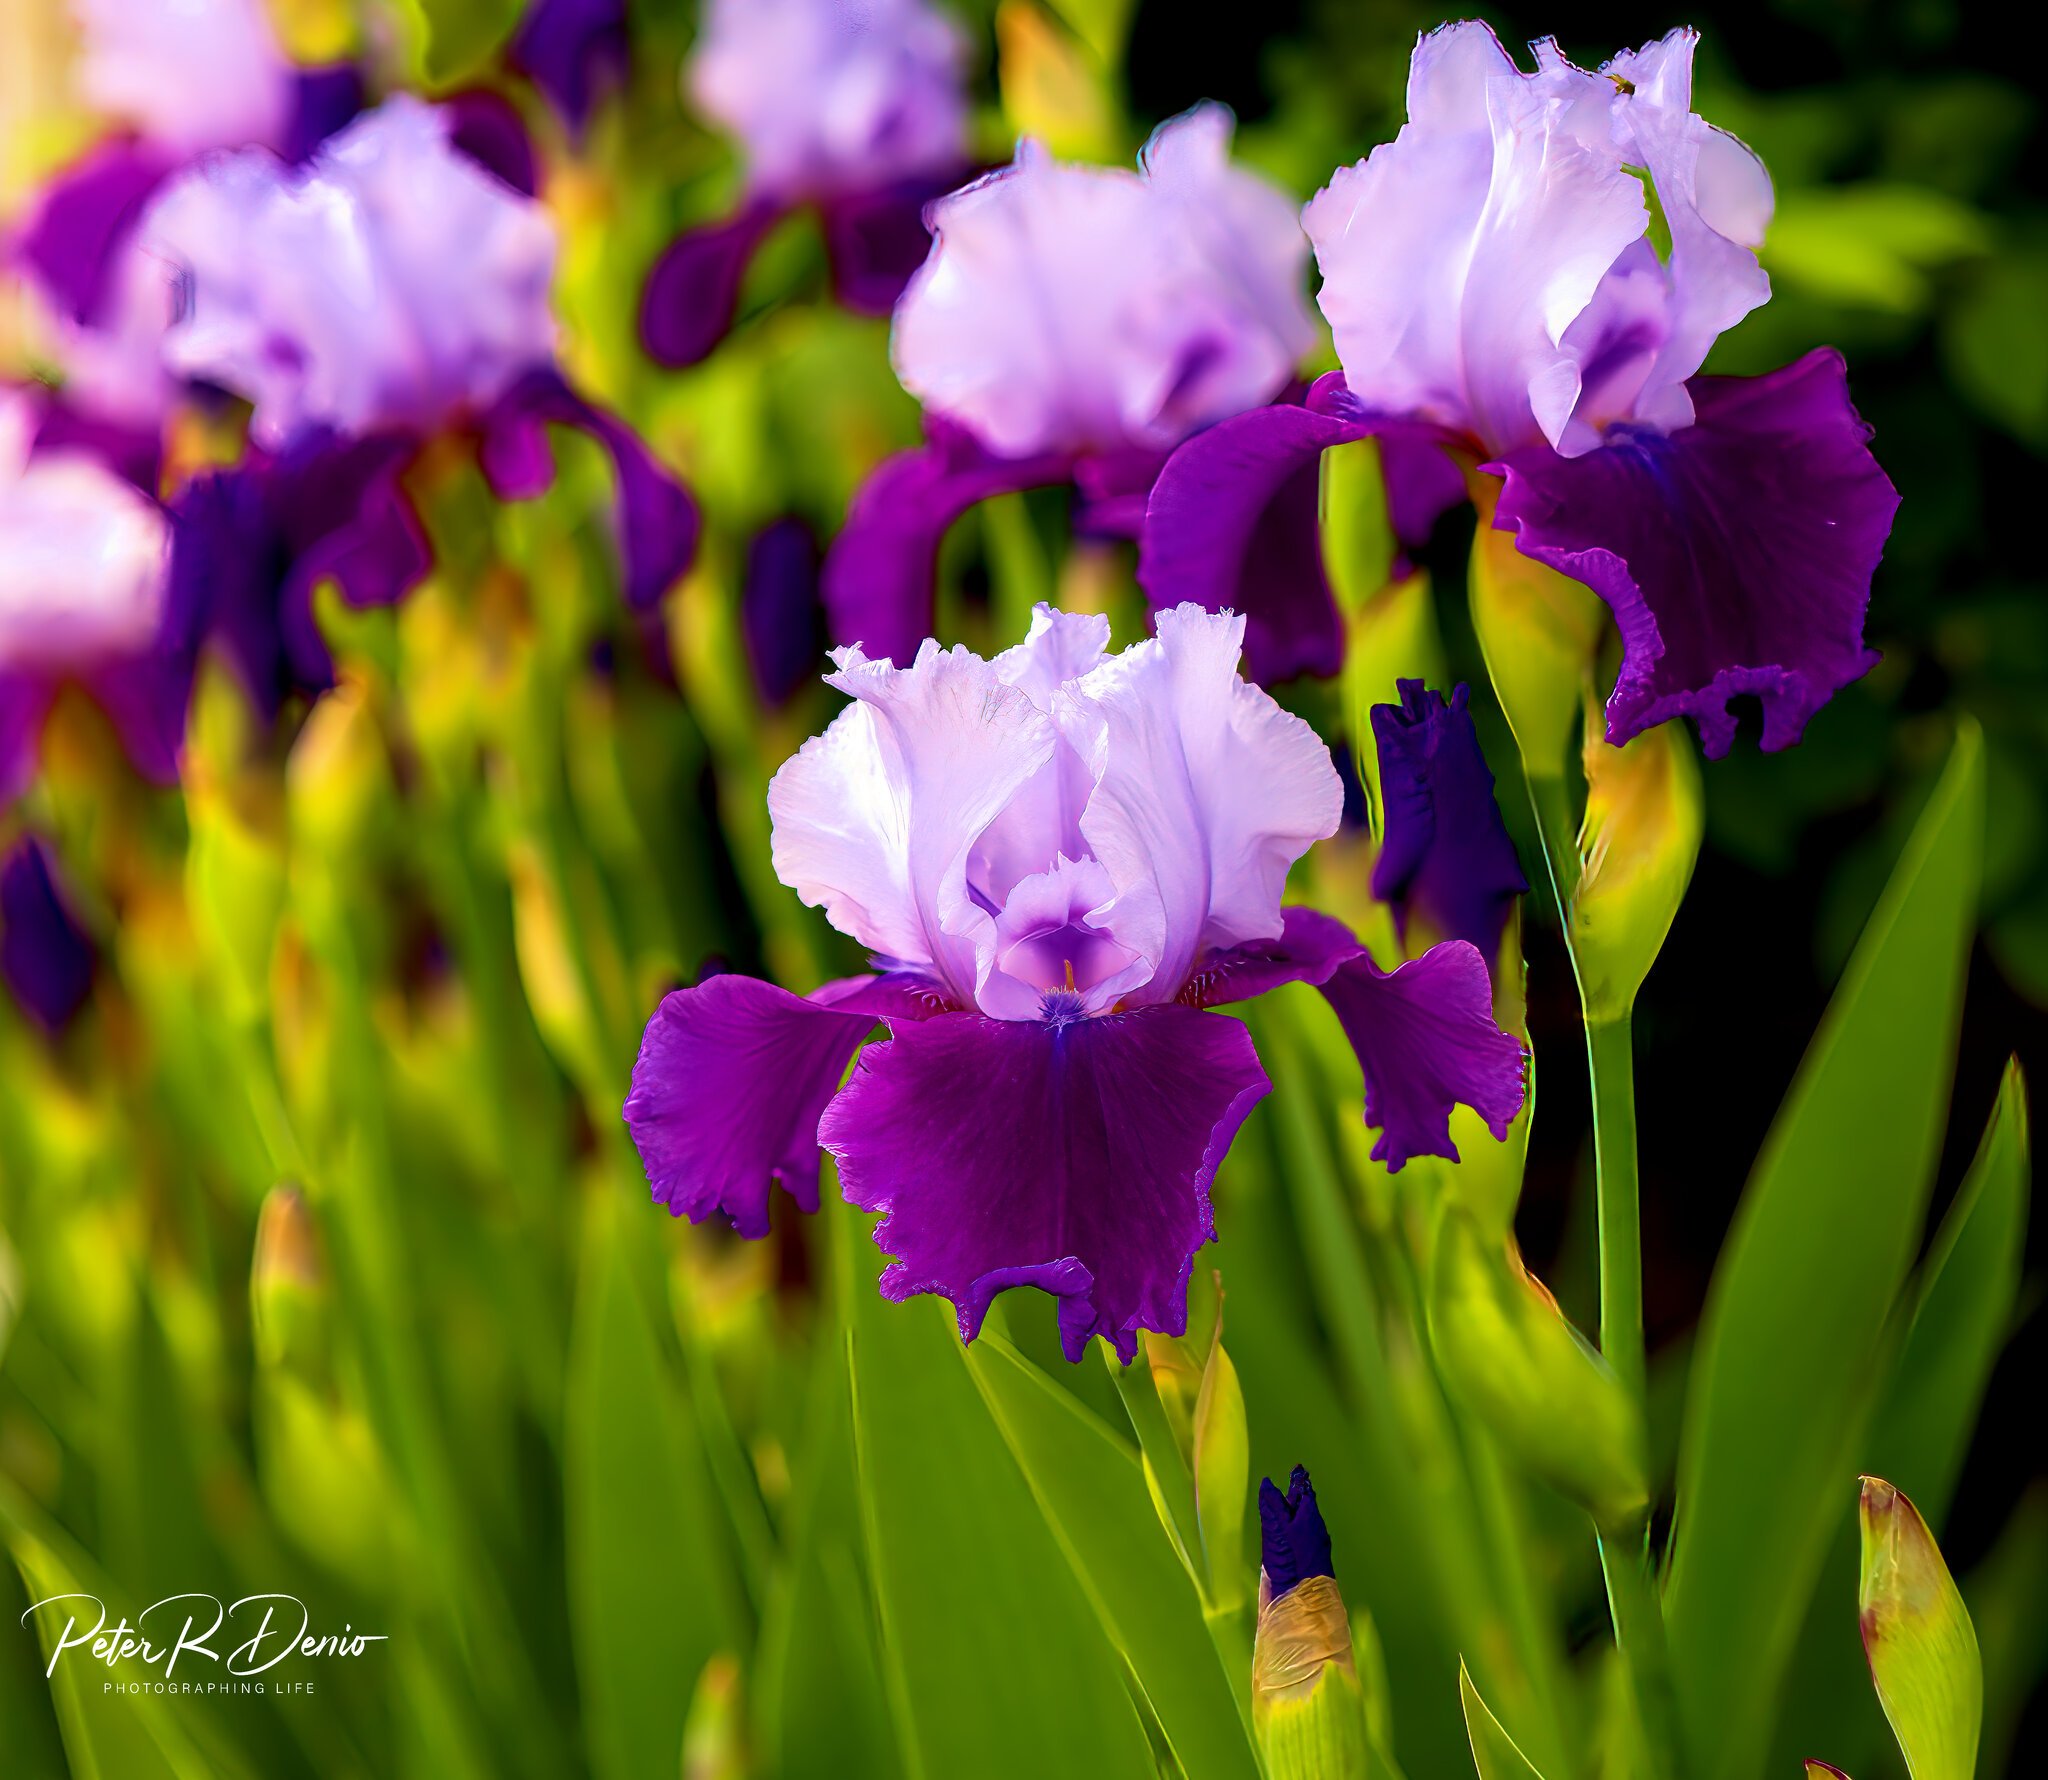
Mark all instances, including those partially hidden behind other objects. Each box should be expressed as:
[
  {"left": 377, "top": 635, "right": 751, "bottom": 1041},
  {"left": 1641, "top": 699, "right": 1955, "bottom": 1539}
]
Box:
[
  {"left": 79, "top": 652, "right": 189, "bottom": 785},
  {"left": 1488, "top": 349, "right": 1898, "bottom": 756},
  {"left": 168, "top": 432, "right": 429, "bottom": 716},
  {"left": 280, "top": 66, "right": 366, "bottom": 165},
  {"left": 442, "top": 88, "right": 541, "bottom": 197},
  {"left": 1371, "top": 681, "right": 1527, "bottom": 958},
  {"left": 638, "top": 199, "right": 783, "bottom": 369},
  {"left": 12, "top": 139, "right": 174, "bottom": 325},
  {"left": 0, "top": 838, "right": 96, "bottom": 1031},
  {"left": 1190, "top": 907, "right": 1524, "bottom": 1170},
  {"left": 1377, "top": 430, "right": 1468, "bottom": 557},
  {"left": 1070, "top": 444, "right": 1170, "bottom": 541},
  {"left": 1139, "top": 398, "right": 1365, "bottom": 685},
  {"left": 31, "top": 397, "right": 161, "bottom": 495},
  {"left": 821, "top": 1002, "right": 1270, "bottom": 1362},
  {"left": 819, "top": 168, "right": 965, "bottom": 316},
  {"left": 510, "top": 0, "right": 629, "bottom": 136},
  {"left": 1259, "top": 1464, "right": 1335, "bottom": 1598},
  {"left": 742, "top": 516, "right": 825, "bottom": 708},
  {"left": 482, "top": 369, "right": 699, "bottom": 609},
  {"left": 1317, "top": 941, "right": 1527, "bottom": 1171},
  {"left": 622, "top": 971, "right": 940, "bottom": 1238},
  {"left": 821, "top": 422, "right": 1076, "bottom": 664}
]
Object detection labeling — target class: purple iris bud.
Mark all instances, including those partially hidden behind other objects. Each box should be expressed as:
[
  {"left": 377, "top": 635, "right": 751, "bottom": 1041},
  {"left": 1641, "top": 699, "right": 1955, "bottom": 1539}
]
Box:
[
  {"left": 0, "top": 391, "right": 184, "bottom": 798},
  {"left": 0, "top": 837, "right": 97, "bottom": 1032},
  {"left": 742, "top": 517, "right": 827, "bottom": 708},
  {"left": 510, "top": 0, "right": 631, "bottom": 136},
  {"left": 622, "top": 604, "right": 1525, "bottom": 1359},
  {"left": 1140, "top": 25, "right": 1899, "bottom": 754},
  {"left": 1259, "top": 1465, "right": 1335, "bottom": 1599},
  {"left": 822, "top": 108, "right": 1316, "bottom": 665},
  {"left": 144, "top": 96, "right": 559, "bottom": 448},
  {"left": 1371, "top": 681, "right": 1527, "bottom": 960}
]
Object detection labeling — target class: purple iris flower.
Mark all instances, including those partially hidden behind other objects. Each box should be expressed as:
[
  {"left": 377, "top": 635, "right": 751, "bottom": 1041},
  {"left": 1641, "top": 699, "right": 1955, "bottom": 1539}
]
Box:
[
  {"left": 640, "top": 0, "right": 974, "bottom": 367},
  {"left": 1372, "top": 682, "right": 1527, "bottom": 961},
  {"left": 1140, "top": 24, "right": 1901, "bottom": 757},
  {"left": 6, "top": 0, "right": 363, "bottom": 428},
  {"left": 823, "top": 106, "right": 1318, "bottom": 668},
  {"left": 138, "top": 97, "right": 696, "bottom": 709},
  {"left": 0, "top": 837, "right": 97, "bottom": 1032},
  {"left": 1259, "top": 1465, "right": 1335, "bottom": 1599},
  {"left": 0, "top": 389, "right": 189, "bottom": 800},
  {"left": 622, "top": 604, "right": 1525, "bottom": 1361}
]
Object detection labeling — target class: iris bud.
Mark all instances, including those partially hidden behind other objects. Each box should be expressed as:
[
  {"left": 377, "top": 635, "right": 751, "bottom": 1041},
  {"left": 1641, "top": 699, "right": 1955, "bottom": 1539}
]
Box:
[
  {"left": 251, "top": 1184, "right": 328, "bottom": 1378},
  {"left": 1860, "top": 1477, "right": 1981, "bottom": 1780},
  {"left": 1253, "top": 1467, "right": 1368, "bottom": 1778},
  {"left": 1427, "top": 1206, "right": 1647, "bottom": 1532},
  {"left": 1466, "top": 472, "right": 1605, "bottom": 783},
  {"left": 1572, "top": 698, "right": 1703, "bottom": 1023}
]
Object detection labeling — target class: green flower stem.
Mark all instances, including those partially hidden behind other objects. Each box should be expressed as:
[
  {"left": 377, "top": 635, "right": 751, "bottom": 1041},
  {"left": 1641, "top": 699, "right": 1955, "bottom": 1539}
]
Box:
[
  {"left": 1587, "top": 1013, "right": 1646, "bottom": 1410},
  {"left": 1524, "top": 768, "right": 1583, "bottom": 927},
  {"left": 1599, "top": 1523, "right": 1686, "bottom": 1780}
]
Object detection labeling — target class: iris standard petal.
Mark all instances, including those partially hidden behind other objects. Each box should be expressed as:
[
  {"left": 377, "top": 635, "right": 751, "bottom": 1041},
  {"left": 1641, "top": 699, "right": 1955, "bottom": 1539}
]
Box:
[
  {"left": 769, "top": 640, "right": 1057, "bottom": 1002},
  {"left": 1488, "top": 349, "right": 1897, "bottom": 756},
  {"left": 821, "top": 1001, "right": 1270, "bottom": 1361},
  {"left": 1060, "top": 605, "right": 1344, "bottom": 1004},
  {"left": 623, "top": 971, "right": 943, "bottom": 1238}
]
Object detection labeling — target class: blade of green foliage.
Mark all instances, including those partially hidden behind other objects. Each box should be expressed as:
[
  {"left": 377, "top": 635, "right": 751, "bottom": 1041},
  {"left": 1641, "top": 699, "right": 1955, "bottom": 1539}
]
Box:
[
  {"left": 1460, "top": 1660, "right": 1549, "bottom": 1780},
  {"left": 843, "top": 1244, "right": 1155, "bottom": 1780},
  {"left": 964, "top": 1333, "right": 1262, "bottom": 1780},
  {"left": 1770, "top": 1057, "right": 2030, "bottom": 1775},
  {"left": 564, "top": 1190, "right": 745, "bottom": 1780},
  {"left": 1665, "top": 722, "right": 1985, "bottom": 1780}
]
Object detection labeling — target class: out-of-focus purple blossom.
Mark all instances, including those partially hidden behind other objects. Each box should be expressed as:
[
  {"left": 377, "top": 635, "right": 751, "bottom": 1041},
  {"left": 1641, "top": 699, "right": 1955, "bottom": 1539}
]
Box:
[
  {"left": 0, "top": 391, "right": 186, "bottom": 797},
  {"left": 823, "top": 108, "right": 1316, "bottom": 666},
  {"left": 1371, "top": 681, "right": 1527, "bottom": 960},
  {"left": 71, "top": 0, "right": 298, "bottom": 157},
  {"left": 689, "top": 0, "right": 969, "bottom": 202},
  {"left": 622, "top": 603, "right": 1525, "bottom": 1359},
  {"left": 640, "top": 0, "right": 973, "bottom": 366},
  {"left": 145, "top": 97, "right": 559, "bottom": 448},
  {"left": 1140, "top": 25, "right": 1898, "bottom": 755},
  {"left": 0, "top": 836, "right": 97, "bottom": 1032},
  {"left": 511, "top": 0, "right": 631, "bottom": 136},
  {"left": 742, "top": 517, "right": 827, "bottom": 708}
]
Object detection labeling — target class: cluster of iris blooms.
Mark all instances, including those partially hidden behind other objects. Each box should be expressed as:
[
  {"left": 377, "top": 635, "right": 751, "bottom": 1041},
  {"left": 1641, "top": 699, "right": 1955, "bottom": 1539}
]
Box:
[{"left": 3, "top": 5, "right": 1960, "bottom": 1778}]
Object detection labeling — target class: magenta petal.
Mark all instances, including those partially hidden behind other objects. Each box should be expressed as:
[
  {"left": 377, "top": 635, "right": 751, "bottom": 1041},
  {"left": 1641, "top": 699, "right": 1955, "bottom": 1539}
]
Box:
[
  {"left": 1318, "top": 941, "right": 1527, "bottom": 1171},
  {"left": 1371, "top": 681, "right": 1527, "bottom": 958},
  {"left": 1139, "top": 398, "right": 1368, "bottom": 685},
  {"left": 1489, "top": 348, "right": 1899, "bottom": 756},
  {"left": 822, "top": 1004, "right": 1270, "bottom": 1362},
  {"left": 482, "top": 370, "right": 699, "bottom": 609},
  {"left": 80, "top": 654, "right": 188, "bottom": 786},
  {"left": 1377, "top": 431, "right": 1468, "bottom": 557},
  {"left": 1182, "top": 904, "right": 1365, "bottom": 1007},
  {"left": 13, "top": 139, "right": 174, "bottom": 325},
  {"left": 639, "top": 199, "right": 782, "bottom": 369},
  {"left": 622, "top": 971, "right": 942, "bottom": 1239},
  {"left": 821, "top": 422, "right": 1075, "bottom": 664},
  {"left": 0, "top": 676, "right": 53, "bottom": 805}
]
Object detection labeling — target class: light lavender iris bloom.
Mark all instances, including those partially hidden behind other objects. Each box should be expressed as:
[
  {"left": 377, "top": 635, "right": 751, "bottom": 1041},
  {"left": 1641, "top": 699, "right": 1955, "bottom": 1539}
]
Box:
[
  {"left": 640, "top": 0, "right": 974, "bottom": 366},
  {"left": 623, "top": 604, "right": 1524, "bottom": 1361},
  {"left": 820, "top": 108, "right": 1317, "bottom": 668},
  {"left": 1141, "top": 24, "right": 1900, "bottom": 754},
  {"left": 0, "top": 391, "right": 185, "bottom": 800},
  {"left": 138, "top": 97, "right": 696, "bottom": 715}
]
